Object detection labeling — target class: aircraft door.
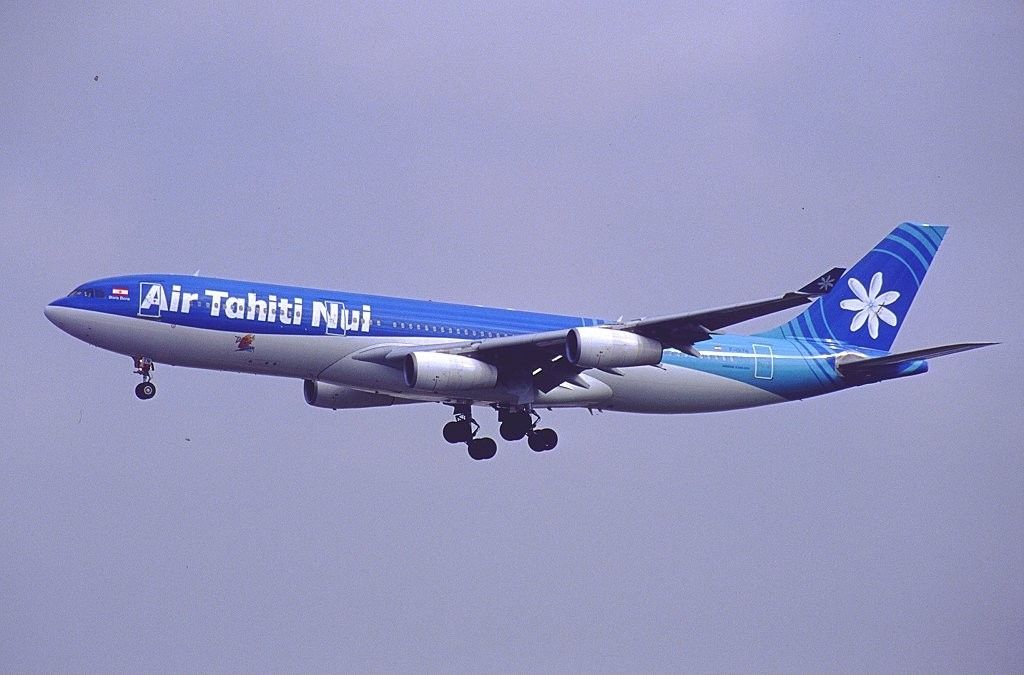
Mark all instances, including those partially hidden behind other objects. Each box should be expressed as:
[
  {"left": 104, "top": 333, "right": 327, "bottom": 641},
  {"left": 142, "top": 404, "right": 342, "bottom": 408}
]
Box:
[{"left": 752, "top": 344, "right": 774, "bottom": 379}]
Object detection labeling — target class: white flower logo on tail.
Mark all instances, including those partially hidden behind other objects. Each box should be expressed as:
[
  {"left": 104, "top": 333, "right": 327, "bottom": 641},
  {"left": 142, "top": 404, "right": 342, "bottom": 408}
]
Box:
[{"left": 839, "top": 272, "right": 900, "bottom": 339}]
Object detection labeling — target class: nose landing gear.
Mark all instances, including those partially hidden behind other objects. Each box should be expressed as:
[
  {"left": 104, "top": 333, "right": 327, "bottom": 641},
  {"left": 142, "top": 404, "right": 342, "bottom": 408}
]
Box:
[
  {"left": 133, "top": 357, "right": 156, "bottom": 400},
  {"left": 135, "top": 381, "right": 156, "bottom": 400}
]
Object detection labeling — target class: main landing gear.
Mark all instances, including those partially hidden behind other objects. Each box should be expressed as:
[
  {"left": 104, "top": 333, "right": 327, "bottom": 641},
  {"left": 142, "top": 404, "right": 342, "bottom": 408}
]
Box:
[
  {"left": 442, "top": 405, "right": 558, "bottom": 460},
  {"left": 498, "top": 408, "right": 558, "bottom": 452},
  {"left": 442, "top": 404, "right": 497, "bottom": 460},
  {"left": 133, "top": 356, "right": 156, "bottom": 400}
]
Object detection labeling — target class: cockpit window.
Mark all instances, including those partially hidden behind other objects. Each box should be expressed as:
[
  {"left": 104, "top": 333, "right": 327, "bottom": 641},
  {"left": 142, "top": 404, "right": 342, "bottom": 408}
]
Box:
[{"left": 67, "top": 286, "right": 104, "bottom": 298}]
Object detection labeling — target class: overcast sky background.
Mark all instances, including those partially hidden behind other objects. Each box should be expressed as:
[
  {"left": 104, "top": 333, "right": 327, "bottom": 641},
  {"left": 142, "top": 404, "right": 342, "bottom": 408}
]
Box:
[{"left": 2, "top": 3, "right": 1021, "bottom": 672}]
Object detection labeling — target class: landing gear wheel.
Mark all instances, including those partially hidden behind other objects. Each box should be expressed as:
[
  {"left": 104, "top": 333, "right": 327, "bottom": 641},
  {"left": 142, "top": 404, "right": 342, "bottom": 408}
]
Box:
[
  {"left": 135, "top": 381, "right": 156, "bottom": 400},
  {"left": 443, "top": 420, "right": 473, "bottom": 443},
  {"left": 499, "top": 413, "right": 531, "bottom": 441},
  {"left": 528, "top": 428, "right": 557, "bottom": 452},
  {"left": 467, "top": 437, "right": 498, "bottom": 460}
]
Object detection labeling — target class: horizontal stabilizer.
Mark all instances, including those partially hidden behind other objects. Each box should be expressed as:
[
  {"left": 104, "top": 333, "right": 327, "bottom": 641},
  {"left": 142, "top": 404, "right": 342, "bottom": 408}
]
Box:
[{"left": 837, "top": 342, "right": 997, "bottom": 377}]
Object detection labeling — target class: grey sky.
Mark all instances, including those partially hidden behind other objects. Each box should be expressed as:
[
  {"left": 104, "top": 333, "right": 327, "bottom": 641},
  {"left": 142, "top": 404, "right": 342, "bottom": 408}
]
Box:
[{"left": 2, "top": 3, "right": 1021, "bottom": 671}]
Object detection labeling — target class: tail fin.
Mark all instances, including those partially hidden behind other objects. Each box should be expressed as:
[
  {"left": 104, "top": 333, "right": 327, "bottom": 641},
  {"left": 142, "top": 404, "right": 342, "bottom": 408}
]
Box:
[{"left": 758, "top": 222, "right": 948, "bottom": 352}]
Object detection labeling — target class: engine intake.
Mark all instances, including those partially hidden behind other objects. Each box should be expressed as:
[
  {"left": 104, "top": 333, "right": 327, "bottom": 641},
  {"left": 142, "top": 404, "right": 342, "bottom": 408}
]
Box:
[
  {"left": 565, "top": 327, "right": 663, "bottom": 369},
  {"left": 304, "top": 380, "right": 397, "bottom": 409},
  {"left": 403, "top": 352, "right": 499, "bottom": 392}
]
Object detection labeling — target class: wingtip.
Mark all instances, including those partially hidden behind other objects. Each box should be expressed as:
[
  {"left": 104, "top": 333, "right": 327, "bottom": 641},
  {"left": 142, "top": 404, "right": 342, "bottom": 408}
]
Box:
[{"left": 796, "top": 267, "right": 846, "bottom": 296}]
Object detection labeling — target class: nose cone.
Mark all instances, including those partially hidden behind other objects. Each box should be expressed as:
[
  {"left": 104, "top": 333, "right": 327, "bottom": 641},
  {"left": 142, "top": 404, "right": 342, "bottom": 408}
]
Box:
[{"left": 44, "top": 298, "right": 74, "bottom": 332}]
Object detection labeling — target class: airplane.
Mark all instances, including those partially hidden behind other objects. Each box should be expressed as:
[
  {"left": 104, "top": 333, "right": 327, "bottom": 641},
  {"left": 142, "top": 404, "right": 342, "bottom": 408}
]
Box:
[{"left": 45, "top": 222, "right": 994, "bottom": 460}]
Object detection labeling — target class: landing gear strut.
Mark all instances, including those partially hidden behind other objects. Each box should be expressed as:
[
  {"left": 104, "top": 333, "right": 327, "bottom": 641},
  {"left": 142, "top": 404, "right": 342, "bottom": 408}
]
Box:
[
  {"left": 444, "top": 404, "right": 497, "bottom": 460},
  {"left": 133, "top": 357, "right": 156, "bottom": 400}
]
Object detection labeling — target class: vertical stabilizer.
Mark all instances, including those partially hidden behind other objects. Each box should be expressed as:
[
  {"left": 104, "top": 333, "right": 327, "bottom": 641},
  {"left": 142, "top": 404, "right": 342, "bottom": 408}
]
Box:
[{"left": 758, "top": 222, "right": 948, "bottom": 352}]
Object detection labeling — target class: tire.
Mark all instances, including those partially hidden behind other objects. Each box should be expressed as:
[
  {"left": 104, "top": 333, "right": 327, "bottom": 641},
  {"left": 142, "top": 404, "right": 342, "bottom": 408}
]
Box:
[
  {"left": 135, "top": 382, "right": 156, "bottom": 400},
  {"left": 529, "top": 428, "right": 557, "bottom": 452},
  {"left": 443, "top": 420, "right": 471, "bottom": 443},
  {"left": 468, "top": 437, "right": 497, "bottom": 460},
  {"left": 499, "top": 418, "right": 529, "bottom": 441}
]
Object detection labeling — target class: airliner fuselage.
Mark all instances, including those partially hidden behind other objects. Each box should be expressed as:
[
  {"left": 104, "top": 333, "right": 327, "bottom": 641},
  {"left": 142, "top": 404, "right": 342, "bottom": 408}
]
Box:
[{"left": 45, "top": 223, "right": 992, "bottom": 459}]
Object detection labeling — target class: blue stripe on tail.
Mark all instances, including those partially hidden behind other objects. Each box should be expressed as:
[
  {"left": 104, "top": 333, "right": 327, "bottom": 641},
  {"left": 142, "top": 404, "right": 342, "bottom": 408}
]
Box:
[{"left": 758, "top": 222, "right": 948, "bottom": 352}]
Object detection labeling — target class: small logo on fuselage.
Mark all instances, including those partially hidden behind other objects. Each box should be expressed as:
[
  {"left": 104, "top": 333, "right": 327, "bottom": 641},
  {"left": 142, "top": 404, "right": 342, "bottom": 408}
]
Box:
[{"left": 235, "top": 334, "right": 255, "bottom": 351}]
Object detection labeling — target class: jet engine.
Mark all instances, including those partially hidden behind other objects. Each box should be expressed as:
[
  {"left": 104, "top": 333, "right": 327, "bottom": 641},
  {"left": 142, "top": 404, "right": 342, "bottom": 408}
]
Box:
[
  {"left": 565, "top": 327, "right": 663, "bottom": 369},
  {"left": 303, "top": 379, "right": 398, "bottom": 409},
  {"left": 403, "top": 352, "right": 499, "bottom": 392}
]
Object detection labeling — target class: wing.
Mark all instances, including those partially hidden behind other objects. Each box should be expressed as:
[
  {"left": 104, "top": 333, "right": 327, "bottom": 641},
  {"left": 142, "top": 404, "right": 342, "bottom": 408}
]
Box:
[
  {"left": 354, "top": 268, "right": 845, "bottom": 392},
  {"left": 612, "top": 266, "right": 846, "bottom": 354}
]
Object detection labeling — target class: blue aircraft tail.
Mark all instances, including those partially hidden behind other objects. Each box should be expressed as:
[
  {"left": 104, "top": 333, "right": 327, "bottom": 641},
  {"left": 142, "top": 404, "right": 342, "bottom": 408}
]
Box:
[{"left": 758, "top": 222, "right": 948, "bottom": 352}]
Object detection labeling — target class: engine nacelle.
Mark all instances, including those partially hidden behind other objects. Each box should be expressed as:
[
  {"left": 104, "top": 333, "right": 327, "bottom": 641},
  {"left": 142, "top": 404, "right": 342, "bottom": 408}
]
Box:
[
  {"left": 565, "top": 327, "right": 663, "bottom": 369},
  {"left": 304, "top": 379, "right": 397, "bottom": 409},
  {"left": 403, "top": 352, "right": 499, "bottom": 392}
]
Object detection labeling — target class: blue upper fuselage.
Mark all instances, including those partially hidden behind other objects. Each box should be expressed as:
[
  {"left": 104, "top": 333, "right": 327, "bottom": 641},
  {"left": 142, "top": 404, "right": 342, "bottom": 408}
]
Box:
[{"left": 49, "top": 274, "right": 599, "bottom": 340}]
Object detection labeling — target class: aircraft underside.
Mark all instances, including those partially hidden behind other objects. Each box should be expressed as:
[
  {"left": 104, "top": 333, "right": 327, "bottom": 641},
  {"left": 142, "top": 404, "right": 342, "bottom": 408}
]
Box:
[{"left": 45, "top": 306, "right": 791, "bottom": 459}]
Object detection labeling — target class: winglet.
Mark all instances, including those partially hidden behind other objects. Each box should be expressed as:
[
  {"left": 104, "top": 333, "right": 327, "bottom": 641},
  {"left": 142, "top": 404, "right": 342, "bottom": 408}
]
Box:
[{"left": 797, "top": 267, "right": 846, "bottom": 296}]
